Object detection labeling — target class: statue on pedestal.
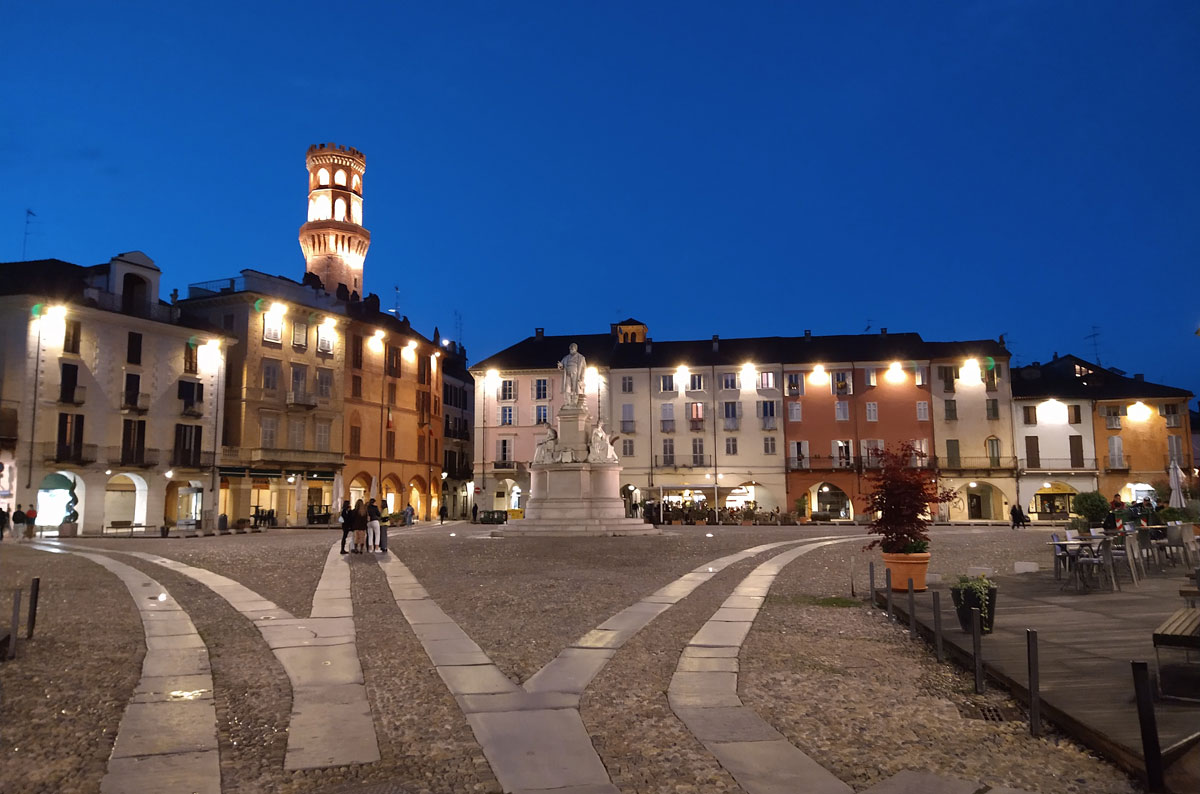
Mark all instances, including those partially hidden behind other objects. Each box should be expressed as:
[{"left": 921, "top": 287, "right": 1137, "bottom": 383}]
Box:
[
  {"left": 587, "top": 422, "right": 619, "bottom": 463},
  {"left": 533, "top": 427, "right": 560, "bottom": 465},
  {"left": 558, "top": 343, "right": 587, "bottom": 408}
]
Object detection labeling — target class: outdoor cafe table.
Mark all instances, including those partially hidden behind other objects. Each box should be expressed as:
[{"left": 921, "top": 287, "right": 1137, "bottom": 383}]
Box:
[{"left": 1046, "top": 537, "right": 1121, "bottom": 592}]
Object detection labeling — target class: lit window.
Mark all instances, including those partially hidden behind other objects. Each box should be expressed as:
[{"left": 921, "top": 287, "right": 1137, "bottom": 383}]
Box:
[
  {"left": 263, "top": 313, "right": 283, "bottom": 343},
  {"left": 317, "top": 168, "right": 330, "bottom": 186},
  {"left": 500, "top": 380, "right": 515, "bottom": 401},
  {"left": 352, "top": 174, "right": 361, "bottom": 191},
  {"left": 334, "top": 169, "right": 347, "bottom": 186},
  {"left": 334, "top": 198, "right": 347, "bottom": 222},
  {"left": 831, "top": 371, "right": 852, "bottom": 395},
  {"left": 757, "top": 371, "right": 776, "bottom": 390},
  {"left": 351, "top": 197, "right": 362, "bottom": 225}
]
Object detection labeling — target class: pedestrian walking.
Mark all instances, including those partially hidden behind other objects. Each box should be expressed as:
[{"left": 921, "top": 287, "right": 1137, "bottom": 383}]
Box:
[
  {"left": 471, "top": 503, "right": 479, "bottom": 523},
  {"left": 339, "top": 500, "right": 353, "bottom": 554},
  {"left": 23, "top": 506, "right": 37, "bottom": 540},
  {"left": 1010, "top": 504, "right": 1022, "bottom": 530},
  {"left": 367, "top": 498, "right": 382, "bottom": 552},
  {"left": 403, "top": 503, "right": 414, "bottom": 526},
  {"left": 12, "top": 504, "right": 25, "bottom": 542},
  {"left": 438, "top": 503, "right": 447, "bottom": 525},
  {"left": 0, "top": 506, "right": 8, "bottom": 540}
]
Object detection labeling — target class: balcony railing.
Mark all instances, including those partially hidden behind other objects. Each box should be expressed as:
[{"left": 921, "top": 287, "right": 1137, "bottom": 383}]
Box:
[
  {"left": 37, "top": 441, "right": 98, "bottom": 465},
  {"left": 1165, "top": 415, "right": 1182, "bottom": 428},
  {"left": 723, "top": 417, "right": 740, "bottom": 431},
  {"left": 170, "top": 449, "right": 215, "bottom": 469},
  {"left": 1164, "top": 455, "right": 1188, "bottom": 469},
  {"left": 653, "top": 455, "right": 712, "bottom": 469},
  {"left": 58, "top": 385, "right": 87, "bottom": 405},
  {"left": 181, "top": 398, "right": 204, "bottom": 417},
  {"left": 103, "top": 446, "right": 161, "bottom": 468},
  {"left": 247, "top": 447, "right": 342, "bottom": 465},
  {"left": 1105, "top": 456, "right": 1129, "bottom": 471},
  {"left": 688, "top": 419, "right": 705, "bottom": 432},
  {"left": 121, "top": 392, "right": 150, "bottom": 413},
  {"left": 620, "top": 420, "right": 636, "bottom": 434},
  {"left": 287, "top": 389, "right": 318, "bottom": 409},
  {"left": 1019, "top": 457, "right": 1097, "bottom": 471},
  {"left": 660, "top": 419, "right": 676, "bottom": 433},
  {"left": 493, "top": 460, "right": 517, "bottom": 471},
  {"left": 935, "top": 456, "right": 1016, "bottom": 471},
  {"left": 761, "top": 416, "right": 777, "bottom": 431}
]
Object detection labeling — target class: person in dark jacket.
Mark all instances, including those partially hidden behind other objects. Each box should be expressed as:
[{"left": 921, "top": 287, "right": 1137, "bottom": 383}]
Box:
[
  {"left": 351, "top": 499, "right": 369, "bottom": 552},
  {"left": 339, "top": 500, "right": 353, "bottom": 554},
  {"left": 438, "top": 503, "right": 447, "bottom": 525},
  {"left": 1010, "top": 504, "right": 1023, "bottom": 530},
  {"left": 367, "top": 498, "right": 382, "bottom": 552}
]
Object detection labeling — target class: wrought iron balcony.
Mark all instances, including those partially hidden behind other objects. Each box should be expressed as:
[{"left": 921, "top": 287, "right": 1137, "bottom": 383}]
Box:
[
  {"left": 1018, "top": 457, "right": 1097, "bottom": 471},
  {"left": 934, "top": 456, "right": 1016, "bottom": 471},
  {"left": 38, "top": 441, "right": 98, "bottom": 465},
  {"left": 660, "top": 419, "right": 676, "bottom": 433},
  {"left": 620, "top": 420, "right": 636, "bottom": 434},
  {"left": 170, "top": 449, "right": 215, "bottom": 469},
  {"left": 103, "top": 446, "right": 161, "bottom": 468},
  {"left": 121, "top": 392, "right": 150, "bottom": 413},
  {"left": 287, "top": 389, "right": 318, "bottom": 409},
  {"left": 58, "top": 385, "right": 87, "bottom": 405}
]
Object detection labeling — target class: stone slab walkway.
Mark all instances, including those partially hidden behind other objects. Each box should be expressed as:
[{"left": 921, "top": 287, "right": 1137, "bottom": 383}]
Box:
[
  {"left": 33, "top": 544, "right": 221, "bottom": 794},
  {"left": 41, "top": 540, "right": 379, "bottom": 771},
  {"left": 379, "top": 538, "right": 835, "bottom": 793}
]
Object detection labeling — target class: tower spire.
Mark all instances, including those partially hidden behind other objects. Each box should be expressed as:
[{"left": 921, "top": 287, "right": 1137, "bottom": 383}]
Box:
[{"left": 299, "top": 143, "right": 370, "bottom": 296}]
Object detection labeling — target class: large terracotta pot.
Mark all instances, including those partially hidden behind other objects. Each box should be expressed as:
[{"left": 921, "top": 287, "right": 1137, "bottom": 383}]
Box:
[{"left": 881, "top": 552, "right": 931, "bottom": 592}]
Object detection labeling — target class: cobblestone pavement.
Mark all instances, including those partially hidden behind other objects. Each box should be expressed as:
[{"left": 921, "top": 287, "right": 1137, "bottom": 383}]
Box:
[{"left": 0, "top": 525, "right": 1143, "bottom": 793}]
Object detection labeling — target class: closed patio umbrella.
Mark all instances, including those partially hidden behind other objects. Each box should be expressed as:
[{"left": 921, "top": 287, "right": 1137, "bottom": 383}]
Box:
[
  {"left": 332, "top": 471, "right": 344, "bottom": 509},
  {"left": 369, "top": 476, "right": 378, "bottom": 502},
  {"left": 1169, "top": 461, "right": 1187, "bottom": 509},
  {"left": 294, "top": 474, "right": 305, "bottom": 524}
]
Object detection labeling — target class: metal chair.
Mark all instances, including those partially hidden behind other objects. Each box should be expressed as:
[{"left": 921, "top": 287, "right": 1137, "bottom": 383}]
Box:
[
  {"left": 1051, "top": 533, "right": 1080, "bottom": 589},
  {"left": 1076, "top": 538, "right": 1118, "bottom": 592},
  {"left": 1109, "top": 532, "right": 1139, "bottom": 587},
  {"left": 1162, "top": 524, "right": 1194, "bottom": 569}
]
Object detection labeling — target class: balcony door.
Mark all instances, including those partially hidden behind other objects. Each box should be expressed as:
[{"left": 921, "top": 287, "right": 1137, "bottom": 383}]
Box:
[
  {"left": 57, "top": 413, "right": 84, "bottom": 460},
  {"left": 1068, "top": 436, "right": 1084, "bottom": 468},
  {"left": 1024, "top": 436, "right": 1040, "bottom": 469},
  {"left": 122, "top": 419, "right": 146, "bottom": 465}
]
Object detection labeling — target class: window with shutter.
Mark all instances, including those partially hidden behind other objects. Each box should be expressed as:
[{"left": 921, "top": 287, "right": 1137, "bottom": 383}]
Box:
[
  {"left": 835, "top": 401, "right": 849, "bottom": 421},
  {"left": 916, "top": 401, "right": 929, "bottom": 421},
  {"left": 865, "top": 402, "right": 878, "bottom": 422},
  {"left": 788, "top": 401, "right": 802, "bottom": 422}
]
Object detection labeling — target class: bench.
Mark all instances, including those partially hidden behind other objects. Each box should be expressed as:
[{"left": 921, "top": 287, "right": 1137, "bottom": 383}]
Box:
[
  {"left": 105, "top": 520, "right": 146, "bottom": 536},
  {"left": 1153, "top": 607, "right": 1200, "bottom": 701}
]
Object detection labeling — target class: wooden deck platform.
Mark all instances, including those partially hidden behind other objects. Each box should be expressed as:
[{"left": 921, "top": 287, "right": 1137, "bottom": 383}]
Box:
[{"left": 876, "top": 567, "right": 1200, "bottom": 782}]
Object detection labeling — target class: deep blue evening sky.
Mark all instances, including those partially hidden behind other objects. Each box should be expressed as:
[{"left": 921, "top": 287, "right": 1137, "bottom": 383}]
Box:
[{"left": 4, "top": 2, "right": 1198, "bottom": 399}]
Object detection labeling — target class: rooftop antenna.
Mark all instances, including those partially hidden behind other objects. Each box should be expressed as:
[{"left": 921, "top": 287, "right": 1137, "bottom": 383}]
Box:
[
  {"left": 454, "top": 309, "right": 463, "bottom": 346},
  {"left": 393, "top": 285, "right": 400, "bottom": 315},
  {"left": 1084, "top": 325, "right": 1102, "bottom": 366},
  {"left": 863, "top": 319, "right": 872, "bottom": 333},
  {"left": 22, "top": 209, "right": 36, "bottom": 259}
]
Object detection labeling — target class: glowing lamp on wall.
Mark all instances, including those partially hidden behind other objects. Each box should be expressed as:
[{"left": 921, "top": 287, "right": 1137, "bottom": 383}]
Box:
[
  {"left": 402, "top": 339, "right": 418, "bottom": 361},
  {"left": 809, "top": 365, "right": 830, "bottom": 386},
  {"left": 584, "top": 366, "right": 599, "bottom": 391},
  {"left": 960, "top": 358, "right": 982, "bottom": 384},
  {"left": 366, "top": 329, "right": 385, "bottom": 353},
  {"left": 1128, "top": 401, "right": 1152, "bottom": 422},
  {"left": 884, "top": 362, "right": 906, "bottom": 384},
  {"left": 484, "top": 369, "right": 501, "bottom": 393},
  {"left": 676, "top": 364, "right": 690, "bottom": 381},
  {"left": 199, "top": 339, "right": 222, "bottom": 373},
  {"left": 268, "top": 302, "right": 288, "bottom": 317},
  {"left": 741, "top": 362, "right": 757, "bottom": 386},
  {"left": 1035, "top": 399, "right": 1068, "bottom": 425}
]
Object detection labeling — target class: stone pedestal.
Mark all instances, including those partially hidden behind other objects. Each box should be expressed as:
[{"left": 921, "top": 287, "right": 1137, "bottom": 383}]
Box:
[{"left": 498, "top": 401, "right": 658, "bottom": 537}]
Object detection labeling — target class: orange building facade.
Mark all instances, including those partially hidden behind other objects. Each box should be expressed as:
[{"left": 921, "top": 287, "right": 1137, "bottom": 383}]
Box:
[{"left": 1094, "top": 393, "right": 1193, "bottom": 503}]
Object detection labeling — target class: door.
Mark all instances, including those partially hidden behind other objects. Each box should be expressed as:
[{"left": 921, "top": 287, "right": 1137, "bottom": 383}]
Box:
[
  {"left": 945, "top": 439, "right": 961, "bottom": 469},
  {"left": 968, "top": 493, "right": 982, "bottom": 519},
  {"left": 122, "top": 419, "right": 146, "bottom": 465},
  {"left": 1068, "top": 436, "right": 1084, "bottom": 468},
  {"left": 57, "top": 413, "right": 84, "bottom": 460}
]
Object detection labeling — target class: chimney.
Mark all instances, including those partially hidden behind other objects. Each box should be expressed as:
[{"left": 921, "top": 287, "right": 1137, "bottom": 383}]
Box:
[
  {"left": 712, "top": 334, "right": 719, "bottom": 352},
  {"left": 804, "top": 330, "right": 811, "bottom": 340},
  {"left": 880, "top": 327, "right": 887, "bottom": 336},
  {"left": 1135, "top": 373, "right": 1144, "bottom": 381},
  {"left": 645, "top": 337, "right": 653, "bottom": 354},
  {"left": 535, "top": 327, "right": 544, "bottom": 339},
  {"left": 1053, "top": 352, "right": 1058, "bottom": 360}
]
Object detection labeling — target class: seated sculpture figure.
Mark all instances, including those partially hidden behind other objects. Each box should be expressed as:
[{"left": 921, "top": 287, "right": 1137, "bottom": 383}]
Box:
[
  {"left": 532, "top": 427, "right": 560, "bottom": 465},
  {"left": 587, "top": 422, "right": 619, "bottom": 463}
]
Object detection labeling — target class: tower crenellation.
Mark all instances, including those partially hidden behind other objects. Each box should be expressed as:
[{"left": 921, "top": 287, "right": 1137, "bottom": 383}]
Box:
[{"left": 299, "top": 142, "right": 370, "bottom": 296}]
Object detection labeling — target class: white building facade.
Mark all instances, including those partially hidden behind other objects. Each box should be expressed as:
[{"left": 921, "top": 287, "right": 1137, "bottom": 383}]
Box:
[{"left": 0, "top": 253, "right": 227, "bottom": 534}]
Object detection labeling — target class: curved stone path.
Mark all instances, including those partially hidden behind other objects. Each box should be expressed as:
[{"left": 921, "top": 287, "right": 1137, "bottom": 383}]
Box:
[
  {"left": 378, "top": 538, "right": 851, "bottom": 793},
  {"left": 40, "top": 540, "right": 379, "bottom": 770},
  {"left": 669, "top": 538, "right": 860, "bottom": 794},
  {"left": 33, "top": 544, "right": 221, "bottom": 794}
]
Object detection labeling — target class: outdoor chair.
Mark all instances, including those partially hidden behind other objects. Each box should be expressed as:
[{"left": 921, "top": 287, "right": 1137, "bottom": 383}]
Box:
[
  {"left": 1051, "top": 533, "right": 1076, "bottom": 586},
  {"left": 1136, "top": 528, "right": 1164, "bottom": 574},
  {"left": 1109, "top": 533, "right": 1139, "bottom": 587},
  {"left": 1065, "top": 528, "right": 1080, "bottom": 541},
  {"left": 1076, "top": 538, "right": 1118, "bottom": 592},
  {"left": 1160, "top": 524, "right": 1194, "bottom": 570},
  {"left": 1089, "top": 528, "right": 1105, "bottom": 538}
]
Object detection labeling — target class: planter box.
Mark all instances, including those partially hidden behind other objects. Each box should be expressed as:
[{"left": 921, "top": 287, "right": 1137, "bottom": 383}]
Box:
[
  {"left": 951, "top": 586, "right": 998, "bottom": 634},
  {"left": 881, "top": 552, "right": 931, "bottom": 592},
  {"left": 59, "top": 522, "right": 78, "bottom": 538}
]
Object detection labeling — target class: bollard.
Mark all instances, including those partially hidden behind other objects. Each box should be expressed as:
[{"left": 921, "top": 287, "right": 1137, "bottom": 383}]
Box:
[
  {"left": 868, "top": 561, "right": 875, "bottom": 607},
  {"left": 907, "top": 582, "right": 916, "bottom": 639},
  {"left": 932, "top": 591, "right": 944, "bottom": 662},
  {"left": 971, "top": 607, "right": 984, "bottom": 694},
  {"left": 8, "top": 589, "right": 21, "bottom": 660},
  {"left": 1027, "top": 629, "right": 1041, "bottom": 736},
  {"left": 885, "top": 569, "right": 893, "bottom": 621},
  {"left": 1131, "top": 661, "right": 1165, "bottom": 792},
  {"left": 26, "top": 577, "right": 40, "bottom": 640}
]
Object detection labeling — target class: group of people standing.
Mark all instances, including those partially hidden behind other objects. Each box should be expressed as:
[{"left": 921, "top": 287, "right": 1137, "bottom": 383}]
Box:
[
  {"left": 338, "top": 498, "right": 429, "bottom": 554},
  {"left": 0, "top": 504, "right": 38, "bottom": 541}
]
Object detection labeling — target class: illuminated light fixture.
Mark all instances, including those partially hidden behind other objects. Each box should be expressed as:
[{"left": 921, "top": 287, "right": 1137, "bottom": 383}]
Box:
[
  {"left": 45, "top": 305, "right": 68, "bottom": 321},
  {"left": 1035, "top": 398, "right": 1068, "bottom": 425},
  {"left": 268, "top": 302, "right": 288, "bottom": 316},
  {"left": 584, "top": 366, "right": 599, "bottom": 391},
  {"left": 157, "top": 593, "right": 167, "bottom": 602},
  {"left": 809, "top": 364, "right": 830, "bottom": 385},
  {"left": 450, "top": 532, "right": 456, "bottom": 537},
  {"left": 969, "top": 482, "right": 977, "bottom": 488},
  {"left": 164, "top": 470, "right": 175, "bottom": 478},
  {"left": 321, "top": 317, "right": 337, "bottom": 330},
  {"left": 1043, "top": 482, "right": 1052, "bottom": 489},
  {"left": 441, "top": 339, "right": 450, "bottom": 347},
  {"left": 741, "top": 362, "right": 757, "bottom": 383},
  {"left": 884, "top": 362, "right": 906, "bottom": 384},
  {"left": 717, "top": 473, "right": 723, "bottom": 479},
  {"left": 484, "top": 369, "right": 500, "bottom": 389},
  {"left": 960, "top": 357, "right": 982, "bottom": 383},
  {"left": 368, "top": 328, "right": 385, "bottom": 353},
  {"left": 676, "top": 364, "right": 690, "bottom": 379},
  {"left": 821, "top": 485, "right": 830, "bottom": 493},
  {"left": 287, "top": 475, "right": 296, "bottom": 484},
  {"left": 1128, "top": 401, "right": 1152, "bottom": 422},
  {"left": 104, "top": 469, "right": 112, "bottom": 476},
  {"left": 441, "top": 472, "right": 448, "bottom": 480},
  {"left": 705, "top": 473, "right": 712, "bottom": 479},
  {"left": 406, "top": 339, "right": 418, "bottom": 350},
  {"left": 627, "top": 484, "right": 634, "bottom": 491}
]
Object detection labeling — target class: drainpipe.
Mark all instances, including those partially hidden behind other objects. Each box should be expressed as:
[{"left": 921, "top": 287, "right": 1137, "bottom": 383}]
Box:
[
  {"left": 26, "top": 306, "right": 45, "bottom": 490},
  {"left": 208, "top": 345, "right": 223, "bottom": 529}
]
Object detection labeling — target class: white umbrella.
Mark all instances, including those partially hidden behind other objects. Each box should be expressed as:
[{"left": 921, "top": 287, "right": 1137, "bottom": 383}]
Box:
[
  {"left": 1169, "top": 461, "right": 1187, "bottom": 509},
  {"left": 332, "top": 471, "right": 344, "bottom": 510}
]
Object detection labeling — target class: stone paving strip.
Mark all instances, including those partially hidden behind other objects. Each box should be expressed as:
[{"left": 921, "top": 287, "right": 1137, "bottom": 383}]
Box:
[
  {"left": 380, "top": 537, "right": 848, "bottom": 794},
  {"left": 668, "top": 537, "right": 863, "bottom": 794},
  {"left": 44, "top": 540, "right": 380, "bottom": 771},
  {"left": 33, "top": 544, "right": 221, "bottom": 794}
]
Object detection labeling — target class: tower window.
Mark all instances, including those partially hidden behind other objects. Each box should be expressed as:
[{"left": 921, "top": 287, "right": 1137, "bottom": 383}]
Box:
[
  {"left": 317, "top": 168, "right": 330, "bottom": 186},
  {"left": 334, "top": 198, "right": 346, "bottom": 222},
  {"left": 352, "top": 174, "right": 361, "bottom": 191},
  {"left": 334, "top": 169, "right": 347, "bottom": 186}
]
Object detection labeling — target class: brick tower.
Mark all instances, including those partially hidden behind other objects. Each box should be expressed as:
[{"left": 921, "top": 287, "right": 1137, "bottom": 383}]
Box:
[{"left": 299, "top": 143, "right": 370, "bottom": 296}]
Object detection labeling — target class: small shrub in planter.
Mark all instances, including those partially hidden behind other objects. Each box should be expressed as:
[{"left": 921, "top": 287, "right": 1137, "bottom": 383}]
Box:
[
  {"left": 950, "top": 574, "right": 998, "bottom": 633},
  {"left": 1073, "top": 491, "right": 1111, "bottom": 526}
]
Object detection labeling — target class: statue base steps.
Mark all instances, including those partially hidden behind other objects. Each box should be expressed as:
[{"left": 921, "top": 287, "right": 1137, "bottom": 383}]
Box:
[{"left": 492, "top": 517, "right": 659, "bottom": 537}]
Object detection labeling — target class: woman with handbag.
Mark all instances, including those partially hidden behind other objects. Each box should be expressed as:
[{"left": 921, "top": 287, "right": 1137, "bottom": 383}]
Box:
[{"left": 351, "top": 499, "right": 369, "bottom": 553}]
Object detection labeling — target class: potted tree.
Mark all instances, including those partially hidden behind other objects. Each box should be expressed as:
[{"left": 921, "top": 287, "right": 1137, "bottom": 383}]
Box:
[
  {"left": 863, "top": 442, "right": 955, "bottom": 592},
  {"left": 950, "top": 574, "right": 998, "bottom": 633}
]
